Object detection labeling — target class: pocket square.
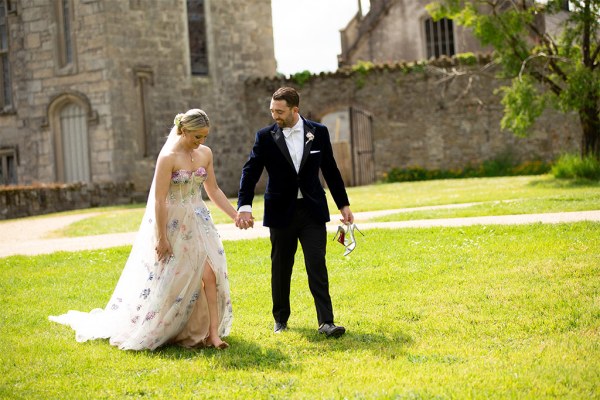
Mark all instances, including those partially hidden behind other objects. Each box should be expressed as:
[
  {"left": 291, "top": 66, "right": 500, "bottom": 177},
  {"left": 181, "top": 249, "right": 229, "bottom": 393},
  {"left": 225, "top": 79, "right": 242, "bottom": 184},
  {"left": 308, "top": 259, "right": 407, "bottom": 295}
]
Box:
[{"left": 310, "top": 150, "right": 320, "bottom": 154}]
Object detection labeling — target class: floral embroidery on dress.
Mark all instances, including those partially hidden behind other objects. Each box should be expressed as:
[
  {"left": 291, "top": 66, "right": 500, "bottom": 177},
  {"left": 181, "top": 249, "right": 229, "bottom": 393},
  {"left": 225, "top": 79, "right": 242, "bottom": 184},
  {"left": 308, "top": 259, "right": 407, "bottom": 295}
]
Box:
[
  {"left": 171, "top": 168, "right": 207, "bottom": 185},
  {"left": 145, "top": 311, "right": 157, "bottom": 321},
  {"left": 182, "top": 232, "right": 193, "bottom": 240},
  {"left": 168, "top": 219, "right": 179, "bottom": 231},
  {"left": 48, "top": 162, "right": 232, "bottom": 351},
  {"left": 194, "top": 167, "right": 207, "bottom": 178},
  {"left": 194, "top": 206, "right": 211, "bottom": 221},
  {"left": 171, "top": 170, "right": 190, "bottom": 184}
]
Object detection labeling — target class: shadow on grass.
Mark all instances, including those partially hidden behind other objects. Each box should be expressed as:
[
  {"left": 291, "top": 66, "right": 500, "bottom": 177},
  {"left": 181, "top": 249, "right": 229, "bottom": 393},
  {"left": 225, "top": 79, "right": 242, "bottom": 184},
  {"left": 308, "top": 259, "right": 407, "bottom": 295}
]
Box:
[
  {"left": 146, "top": 337, "right": 292, "bottom": 370},
  {"left": 290, "top": 326, "right": 414, "bottom": 351}
]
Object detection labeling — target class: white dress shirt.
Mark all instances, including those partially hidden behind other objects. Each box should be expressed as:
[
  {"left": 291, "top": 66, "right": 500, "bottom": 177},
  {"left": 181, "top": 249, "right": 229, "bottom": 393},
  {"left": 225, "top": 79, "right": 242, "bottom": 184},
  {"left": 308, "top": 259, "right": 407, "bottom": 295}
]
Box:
[{"left": 282, "top": 118, "right": 304, "bottom": 173}]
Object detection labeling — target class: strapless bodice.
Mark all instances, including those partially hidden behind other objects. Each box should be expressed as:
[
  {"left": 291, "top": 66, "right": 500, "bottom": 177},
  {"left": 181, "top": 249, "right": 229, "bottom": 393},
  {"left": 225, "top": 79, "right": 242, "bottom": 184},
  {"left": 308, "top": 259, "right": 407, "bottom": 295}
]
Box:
[
  {"left": 171, "top": 168, "right": 208, "bottom": 185},
  {"left": 168, "top": 168, "right": 208, "bottom": 204}
]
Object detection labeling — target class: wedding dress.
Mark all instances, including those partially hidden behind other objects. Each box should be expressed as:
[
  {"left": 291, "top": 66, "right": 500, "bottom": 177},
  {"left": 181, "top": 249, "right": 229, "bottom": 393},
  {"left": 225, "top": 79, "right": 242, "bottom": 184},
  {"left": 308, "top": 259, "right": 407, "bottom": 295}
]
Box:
[{"left": 49, "top": 166, "right": 233, "bottom": 350}]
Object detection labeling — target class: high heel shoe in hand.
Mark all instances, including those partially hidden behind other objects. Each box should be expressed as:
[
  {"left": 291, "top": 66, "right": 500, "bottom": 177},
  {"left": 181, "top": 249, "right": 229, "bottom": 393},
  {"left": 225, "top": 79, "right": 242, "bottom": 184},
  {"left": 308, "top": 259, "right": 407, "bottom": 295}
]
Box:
[{"left": 343, "top": 223, "right": 364, "bottom": 256}]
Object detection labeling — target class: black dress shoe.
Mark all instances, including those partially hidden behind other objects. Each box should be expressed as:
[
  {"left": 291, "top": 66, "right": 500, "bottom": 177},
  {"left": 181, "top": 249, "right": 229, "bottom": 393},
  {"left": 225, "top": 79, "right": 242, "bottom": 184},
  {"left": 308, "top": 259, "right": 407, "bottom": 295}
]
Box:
[
  {"left": 274, "top": 322, "right": 288, "bottom": 333},
  {"left": 318, "top": 323, "right": 346, "bottom": 338}
]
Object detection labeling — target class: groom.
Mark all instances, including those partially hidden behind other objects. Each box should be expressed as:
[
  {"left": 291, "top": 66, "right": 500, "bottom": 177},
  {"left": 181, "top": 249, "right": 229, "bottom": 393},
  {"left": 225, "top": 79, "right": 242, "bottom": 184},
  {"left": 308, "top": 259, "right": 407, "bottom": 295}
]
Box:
[{"left": 236, "top": 87, "right": 353, "bottom": 338}]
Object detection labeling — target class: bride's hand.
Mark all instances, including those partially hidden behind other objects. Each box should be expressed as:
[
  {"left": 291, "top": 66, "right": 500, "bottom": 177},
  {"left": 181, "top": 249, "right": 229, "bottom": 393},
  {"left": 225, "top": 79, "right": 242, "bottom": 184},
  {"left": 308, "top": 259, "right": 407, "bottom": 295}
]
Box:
[{"left": 155, "top": 238, "right": 173, "bottom": 262}]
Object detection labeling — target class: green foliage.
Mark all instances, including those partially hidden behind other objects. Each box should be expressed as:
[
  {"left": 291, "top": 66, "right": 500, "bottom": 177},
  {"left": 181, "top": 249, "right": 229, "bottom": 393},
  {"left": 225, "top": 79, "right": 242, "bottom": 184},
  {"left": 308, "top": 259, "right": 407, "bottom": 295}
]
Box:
[
  {"left": 498, "top": 77, "right": 548, "bottom": 137},
  {"left": 2, "top": 222, "right": 600, "bottom": 398},
  {"left": 559, "top": 65, "right": 600, "bottom": 111},
  {"left": 25, "top": 176, "right": 599, "bottom": 239},
  {"left": 552, "top": 153, "right": 600, "bottom": 181},
  {"left": 289, "top": 70, "right": 313, "bottom": 87},
  {"left": 384, "top": 157, "right": 550, "bottom": 183},
  {"left": 351, "top": 60, "right": 375, "bottom": 73},
  {"left": 455, "top": 52, "right": 477, "bottom": 65},
  {"left": 427, "top": 0, "right": 600, "bottom": 155},
  {"left": 351, "top": 60, "right": 375, "bottom": 88},
  {"left": 373, "top": 190, "right": 600, "bottom": 222}
]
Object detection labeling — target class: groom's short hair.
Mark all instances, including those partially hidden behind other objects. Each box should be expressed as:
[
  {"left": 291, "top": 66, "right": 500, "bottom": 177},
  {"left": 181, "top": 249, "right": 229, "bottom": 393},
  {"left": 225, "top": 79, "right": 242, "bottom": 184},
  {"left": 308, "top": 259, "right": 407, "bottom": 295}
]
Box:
[{"left": 272, "top": 87, "right": 300, "bottom": 108}]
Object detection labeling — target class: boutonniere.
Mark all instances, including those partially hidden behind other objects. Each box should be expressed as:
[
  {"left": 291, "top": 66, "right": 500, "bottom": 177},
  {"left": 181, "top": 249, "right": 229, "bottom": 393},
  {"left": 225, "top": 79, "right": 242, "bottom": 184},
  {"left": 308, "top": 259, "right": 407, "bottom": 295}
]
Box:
[{"left": 305, "top": 132, "right": 314, "bottom": 145}]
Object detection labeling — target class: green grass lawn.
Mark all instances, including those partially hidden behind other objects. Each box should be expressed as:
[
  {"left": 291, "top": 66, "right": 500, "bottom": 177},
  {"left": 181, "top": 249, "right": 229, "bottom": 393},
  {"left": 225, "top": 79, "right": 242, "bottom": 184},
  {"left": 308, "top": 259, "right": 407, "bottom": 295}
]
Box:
[
  {"left": 1, "top": 223, "right": 599, "bottom": 399},
  {"left": 41, "top": 175, "right": 600, "bottom": 237}
]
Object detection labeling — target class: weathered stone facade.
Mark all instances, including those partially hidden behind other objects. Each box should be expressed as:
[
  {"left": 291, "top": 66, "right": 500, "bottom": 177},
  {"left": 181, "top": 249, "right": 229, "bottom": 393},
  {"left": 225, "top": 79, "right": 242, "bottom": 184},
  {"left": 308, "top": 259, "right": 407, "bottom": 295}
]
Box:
[
  {"left": 0, "top": 0, "right": 276, "bottom": 197},
  {"left": 339, "top": 0, "right": 484, "bottom": 67},
  {"left": 245, "top": 58, "right": 580, "bottom": 183},
  {"left": 0, "top": 0, "right": 582, "bottom": 217}
]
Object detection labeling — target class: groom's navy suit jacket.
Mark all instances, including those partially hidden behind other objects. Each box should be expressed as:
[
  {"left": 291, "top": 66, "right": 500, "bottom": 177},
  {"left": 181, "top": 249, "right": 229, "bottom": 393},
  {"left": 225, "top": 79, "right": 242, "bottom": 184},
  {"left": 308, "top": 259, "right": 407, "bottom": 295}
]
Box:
[{"left": 238, "top": 117, "right": 350, "bottom": 229}]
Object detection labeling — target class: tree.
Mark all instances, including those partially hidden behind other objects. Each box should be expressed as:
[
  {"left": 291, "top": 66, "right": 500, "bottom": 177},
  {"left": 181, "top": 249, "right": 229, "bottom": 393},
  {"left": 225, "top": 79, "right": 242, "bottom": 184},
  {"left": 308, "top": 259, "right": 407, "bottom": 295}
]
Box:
[{"left": 427, "top": 0, "right": 600, "bottom": 159}]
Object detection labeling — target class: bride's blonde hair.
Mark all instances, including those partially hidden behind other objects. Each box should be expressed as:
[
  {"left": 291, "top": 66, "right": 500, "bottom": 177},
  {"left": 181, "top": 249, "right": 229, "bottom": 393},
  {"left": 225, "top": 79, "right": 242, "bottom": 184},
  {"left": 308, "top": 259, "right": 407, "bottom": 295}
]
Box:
[{"left": 172, "top": 109, "right": 210, "bottom": 136}]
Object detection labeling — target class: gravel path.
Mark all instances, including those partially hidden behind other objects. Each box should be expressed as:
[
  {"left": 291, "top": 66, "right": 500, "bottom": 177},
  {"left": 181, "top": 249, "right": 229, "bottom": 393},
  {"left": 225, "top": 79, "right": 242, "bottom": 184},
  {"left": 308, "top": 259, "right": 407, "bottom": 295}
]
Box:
[{"left": 1, "top": 208, "right": 599, "bottom": 258}]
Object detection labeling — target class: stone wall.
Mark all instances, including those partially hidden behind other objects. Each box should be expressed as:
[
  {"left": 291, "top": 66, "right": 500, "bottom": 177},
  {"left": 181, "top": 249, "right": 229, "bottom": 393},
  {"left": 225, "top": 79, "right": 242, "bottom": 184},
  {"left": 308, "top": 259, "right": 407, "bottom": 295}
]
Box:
[
  {"left": 3, "top": 1, "right": 113, "bottom": 184},
  {"left": 243, "top": 58, "right": 581, "bottom": 184},
  {"left": 0, "top": 0, "right": 582, "bottom": 214},
  {"left": 0, "top": 0, "right": 276, "bottom": 200},
  {"left": 0, "top": 181, "right": 134, "bottom": 220}
]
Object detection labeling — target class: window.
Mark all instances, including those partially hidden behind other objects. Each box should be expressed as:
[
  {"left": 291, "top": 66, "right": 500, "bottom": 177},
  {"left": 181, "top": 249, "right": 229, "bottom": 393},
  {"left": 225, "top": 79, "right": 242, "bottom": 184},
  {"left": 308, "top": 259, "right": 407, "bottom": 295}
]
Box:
[
  {"left": 55, "top": 0, "right": 74, "bottom": 70},
  {"left": 59, "top": 103, "right": 90, "bottom": 182},
  {"left": 134, "top": 66, "right": 154, "bottom": 157},
  {"left": 0, "top": 147, "right": 17, "bottom": 185},
  {"left": 48, "top": 93, "right": 96, "bottom": 183},
  {"left": 425, "top": 17, "right": 455, "bottom": 59},
  {"left": 0, "top": 0, "right": 12, "bottom": 109},
  {"left": 187, "top": 0, "right": 208, "bottom": 75}
]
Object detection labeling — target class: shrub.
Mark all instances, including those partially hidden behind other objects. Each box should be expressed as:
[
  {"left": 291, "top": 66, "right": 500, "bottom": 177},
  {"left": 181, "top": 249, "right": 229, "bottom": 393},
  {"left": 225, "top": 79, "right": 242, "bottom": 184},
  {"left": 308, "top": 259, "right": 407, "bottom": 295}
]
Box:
[
  {"left": 384, "top": 158, "right": 551, "bottom": 183},
  {"left": 455, "top": 52, "right": 478, "bottom": 66},
  {"left": 289, "top": 70, "right": 312, "bottom": 87},
  {"left": 552, "top": 154, "right": 600, "bottom": 181}
]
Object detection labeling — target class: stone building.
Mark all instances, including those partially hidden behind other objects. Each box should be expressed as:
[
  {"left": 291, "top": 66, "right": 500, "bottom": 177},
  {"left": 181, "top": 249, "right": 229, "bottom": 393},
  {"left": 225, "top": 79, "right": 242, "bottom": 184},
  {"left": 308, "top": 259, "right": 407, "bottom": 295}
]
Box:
[
  {"left": 0, "top": 0, "right": 276, "bottom": 196},
  {"left": 338, "top": 0, "right": 484, "bottom": 67},
  {"left": 324, "top": 0, "right": 578, "bottom": 186},
  {"left": 338, "top": 0, "right": 570, "bottom": 67},
  {"left": 0, "top": 0, "right": 581, "bottom": 219}
]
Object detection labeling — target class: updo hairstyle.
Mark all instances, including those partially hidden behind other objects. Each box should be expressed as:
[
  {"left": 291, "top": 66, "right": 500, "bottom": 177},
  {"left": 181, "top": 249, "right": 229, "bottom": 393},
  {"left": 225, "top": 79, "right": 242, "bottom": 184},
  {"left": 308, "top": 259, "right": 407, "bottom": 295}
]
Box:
[{"left": 173, "top": 109, "right": 210, "bottom": 136}]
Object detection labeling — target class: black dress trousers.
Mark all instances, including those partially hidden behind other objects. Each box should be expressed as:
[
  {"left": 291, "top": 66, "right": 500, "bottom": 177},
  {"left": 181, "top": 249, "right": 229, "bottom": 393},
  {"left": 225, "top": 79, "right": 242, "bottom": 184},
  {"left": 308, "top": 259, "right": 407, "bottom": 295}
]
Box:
[{"left": 269, "top": 199, "right": 334, "bottom": 325}]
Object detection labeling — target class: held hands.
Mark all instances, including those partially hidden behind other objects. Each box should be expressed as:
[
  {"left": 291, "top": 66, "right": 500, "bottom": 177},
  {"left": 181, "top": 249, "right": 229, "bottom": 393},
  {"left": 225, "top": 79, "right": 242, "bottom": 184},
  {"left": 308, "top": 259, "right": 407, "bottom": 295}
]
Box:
[{"left": 235, "top": 211, "right": 255, "bottom": 230}]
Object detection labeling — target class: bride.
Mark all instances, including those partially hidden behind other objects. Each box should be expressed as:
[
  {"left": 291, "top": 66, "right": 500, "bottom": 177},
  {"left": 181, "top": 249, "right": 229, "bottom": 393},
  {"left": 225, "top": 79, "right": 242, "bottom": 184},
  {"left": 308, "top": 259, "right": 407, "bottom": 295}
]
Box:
[{"left": 50, "top": 109, "right": 238, "bottom": 350}]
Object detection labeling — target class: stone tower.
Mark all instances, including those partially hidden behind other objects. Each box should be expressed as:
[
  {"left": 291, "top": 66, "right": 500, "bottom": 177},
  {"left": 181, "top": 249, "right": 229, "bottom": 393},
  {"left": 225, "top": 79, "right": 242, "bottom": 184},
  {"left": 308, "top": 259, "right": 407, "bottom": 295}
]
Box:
[{"left": 0, "top": 0, "right": 276, "bottom": 195}]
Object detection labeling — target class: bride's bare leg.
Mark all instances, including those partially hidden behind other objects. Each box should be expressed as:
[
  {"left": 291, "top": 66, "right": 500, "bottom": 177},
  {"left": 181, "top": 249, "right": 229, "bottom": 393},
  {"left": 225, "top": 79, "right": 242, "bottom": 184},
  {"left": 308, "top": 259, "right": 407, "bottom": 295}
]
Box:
[{"left": 202, "top": 262, "right": 229, "bottom": 348}]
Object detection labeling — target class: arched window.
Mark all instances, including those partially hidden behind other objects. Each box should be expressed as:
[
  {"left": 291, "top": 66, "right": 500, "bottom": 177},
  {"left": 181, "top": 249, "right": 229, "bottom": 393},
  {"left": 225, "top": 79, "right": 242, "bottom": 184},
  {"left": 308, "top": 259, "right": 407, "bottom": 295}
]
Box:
[
  {"left": 58, "top": 103, "right": 90, "bottom": 182},
  {"left": 47, "top": 93, "right": 94, "bottom": 183},
  {"left": 424, "top": 17, "right": 455, "bottom": 59},
  {"left": 187, "top": 0, "right": 208, "bottom": 75}
]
